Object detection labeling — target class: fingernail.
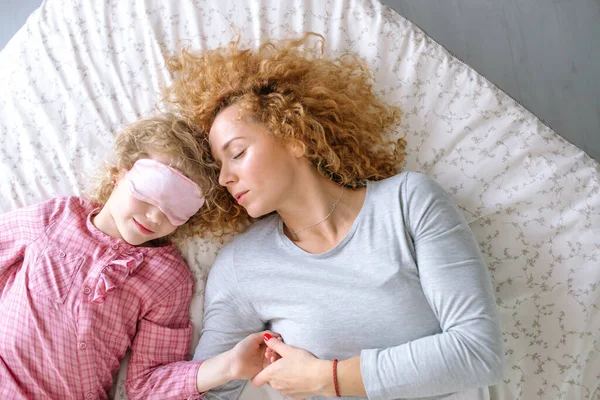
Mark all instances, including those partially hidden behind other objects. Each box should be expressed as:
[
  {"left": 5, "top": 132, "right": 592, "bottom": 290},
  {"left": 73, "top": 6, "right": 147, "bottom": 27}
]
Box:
[{"left": 264, "top": 333, "right": 273, "bottom": 341}]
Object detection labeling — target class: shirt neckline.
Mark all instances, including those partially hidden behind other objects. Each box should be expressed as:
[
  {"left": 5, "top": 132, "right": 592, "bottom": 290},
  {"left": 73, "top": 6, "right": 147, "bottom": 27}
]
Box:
[{"left": 276, "top": 181, "right": 371, "bottom": 258}]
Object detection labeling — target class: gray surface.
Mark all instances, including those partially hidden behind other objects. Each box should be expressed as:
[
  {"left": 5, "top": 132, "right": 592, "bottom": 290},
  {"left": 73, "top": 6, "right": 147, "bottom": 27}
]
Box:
[
  {"left": 1, "top": 0, "right": 599, "bottom": 162},
  {"left": 379, "top": 0, "right": 600, "bottom": 162},
  {"left": 0, "top": 0, "right": 42, "bottom": 51}
]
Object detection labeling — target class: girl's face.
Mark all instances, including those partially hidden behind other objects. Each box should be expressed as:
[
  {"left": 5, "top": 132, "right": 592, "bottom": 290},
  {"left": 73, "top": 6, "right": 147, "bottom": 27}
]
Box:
[
  {"left": 103, "top": 176, "right": 178, "bottom": 246},
  {"left": 209, "top": 104, "right": 301, "bottom": 218}
]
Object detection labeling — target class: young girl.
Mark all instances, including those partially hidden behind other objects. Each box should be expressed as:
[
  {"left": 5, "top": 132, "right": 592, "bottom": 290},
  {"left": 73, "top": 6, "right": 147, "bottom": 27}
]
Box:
[{"left": 0, "top": 114, "right": 277, "bottom": 399}]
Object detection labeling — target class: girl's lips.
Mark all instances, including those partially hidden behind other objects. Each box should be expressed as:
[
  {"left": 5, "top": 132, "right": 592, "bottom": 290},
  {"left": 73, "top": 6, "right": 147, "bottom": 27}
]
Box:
[{"left": 134, "top": 218, "right": 154, "bottom": 235}]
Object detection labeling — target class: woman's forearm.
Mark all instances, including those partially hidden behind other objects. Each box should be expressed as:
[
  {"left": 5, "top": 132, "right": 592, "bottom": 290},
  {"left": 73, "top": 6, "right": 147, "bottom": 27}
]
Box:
[
  {"left": 314, "top": 356, "right": 367, "bottom": 397},
  {"left": 337, "top": 356, "right": 367, "bottom": 397}
]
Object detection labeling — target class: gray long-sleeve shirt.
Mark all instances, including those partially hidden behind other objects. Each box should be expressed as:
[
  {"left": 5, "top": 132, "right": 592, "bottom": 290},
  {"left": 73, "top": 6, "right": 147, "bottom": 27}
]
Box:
[{"left": 194, "top": 172, "right": 503, "bottom": 399}]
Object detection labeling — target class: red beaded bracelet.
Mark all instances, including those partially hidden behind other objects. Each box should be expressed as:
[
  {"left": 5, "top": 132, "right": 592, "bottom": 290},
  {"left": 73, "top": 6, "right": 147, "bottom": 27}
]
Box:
[{"left": 333, "top": 358, "right": 340, "bottom": 397}]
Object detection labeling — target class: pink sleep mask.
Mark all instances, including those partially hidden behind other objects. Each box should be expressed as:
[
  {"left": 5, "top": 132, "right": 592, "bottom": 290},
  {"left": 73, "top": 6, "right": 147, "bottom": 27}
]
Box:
[{"left": 125, "top": 159, "right": 205, "bottom": 226}]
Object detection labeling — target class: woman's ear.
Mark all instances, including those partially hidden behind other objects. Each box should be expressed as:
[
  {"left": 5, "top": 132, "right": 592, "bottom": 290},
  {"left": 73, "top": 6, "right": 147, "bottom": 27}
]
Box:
[{"left": 286, "top": 139, "right": 306, "bottom": 159}]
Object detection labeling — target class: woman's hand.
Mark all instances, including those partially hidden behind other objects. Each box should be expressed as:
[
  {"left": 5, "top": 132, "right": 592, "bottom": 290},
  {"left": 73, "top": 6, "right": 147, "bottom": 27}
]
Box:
[
  {"left": 196, "top": 331, "right": 282, "bottom": 393},
  {"left": 251, "top": 335, "right": 335, "bottom": 399},
  {"left": 227, "top": 331, "right": 282, "bottom": 380}
]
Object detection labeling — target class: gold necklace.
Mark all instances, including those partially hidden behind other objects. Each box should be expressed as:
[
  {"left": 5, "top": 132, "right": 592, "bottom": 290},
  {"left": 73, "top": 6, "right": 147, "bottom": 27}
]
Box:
[{"left": 288, "top": 185, "right": 345, "bottom": 236}]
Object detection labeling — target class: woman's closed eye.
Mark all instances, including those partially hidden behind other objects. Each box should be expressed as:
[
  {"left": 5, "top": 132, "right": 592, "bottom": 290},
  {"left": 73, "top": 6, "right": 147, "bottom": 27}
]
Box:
[{"left": 232, "top": 150, "right": 246, "bottom": 160}]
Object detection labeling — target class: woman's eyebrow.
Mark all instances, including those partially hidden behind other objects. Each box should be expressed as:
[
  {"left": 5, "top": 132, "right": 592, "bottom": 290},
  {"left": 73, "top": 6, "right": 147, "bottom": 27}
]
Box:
[{"left": 221, "top": 137, "right": 245, "bottom": 153}]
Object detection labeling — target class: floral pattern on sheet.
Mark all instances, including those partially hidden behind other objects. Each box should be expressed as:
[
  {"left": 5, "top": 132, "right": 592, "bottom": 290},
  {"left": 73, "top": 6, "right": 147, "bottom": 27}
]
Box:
[{"left": 0, "top": 1, "right": 598, "bottom": 399}]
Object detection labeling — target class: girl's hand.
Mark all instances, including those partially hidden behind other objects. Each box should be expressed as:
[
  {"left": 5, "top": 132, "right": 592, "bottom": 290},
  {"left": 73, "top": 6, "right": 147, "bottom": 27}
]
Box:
[
  {"left": 264, "top": 333, "right": 283, "bottom": 364},
  {"left": 227, "top": 331, "right": 282, "bottom": 380},
  {"left": 251, "top": 335, "right": 335, "bottom": 399}
]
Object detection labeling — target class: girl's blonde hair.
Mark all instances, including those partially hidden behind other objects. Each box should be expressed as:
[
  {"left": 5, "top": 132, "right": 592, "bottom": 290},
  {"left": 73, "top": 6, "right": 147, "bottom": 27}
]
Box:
[
  {"left": 87, "top": 113, "right": 221, "bottom": 243},
  {"left": 163, "top": 33, "right": 405, "bottom": 234}
]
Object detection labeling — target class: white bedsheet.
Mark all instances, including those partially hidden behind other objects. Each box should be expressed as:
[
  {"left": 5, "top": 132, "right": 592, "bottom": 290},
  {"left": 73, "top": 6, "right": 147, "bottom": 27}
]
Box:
[{"left": 0, "top": 1, "right": 598, "bottom": 399}]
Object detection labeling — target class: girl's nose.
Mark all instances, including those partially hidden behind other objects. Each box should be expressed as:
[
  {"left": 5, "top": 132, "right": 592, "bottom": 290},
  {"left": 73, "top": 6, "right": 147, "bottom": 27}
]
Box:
[{"left": 146, "top": 206, "right": 163, "bottom": 225}]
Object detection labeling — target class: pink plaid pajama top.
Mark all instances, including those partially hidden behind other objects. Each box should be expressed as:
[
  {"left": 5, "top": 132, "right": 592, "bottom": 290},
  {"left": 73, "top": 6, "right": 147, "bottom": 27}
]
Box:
[{"left": 0, "top": 197, "right": 203, "bottom": 399}]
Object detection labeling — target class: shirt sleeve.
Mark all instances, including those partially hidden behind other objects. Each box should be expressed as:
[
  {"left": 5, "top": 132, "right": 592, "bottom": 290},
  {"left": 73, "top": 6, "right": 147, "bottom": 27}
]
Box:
[
  {"left": 125, "top": 271, "right": 204, "bottom": 400},
  {"left": 0, "top": 197, "right": 62, "bottom": 295},
  {"left": 192, "top": 244, "right": 266, "bottom": 400},
  {"left": 360, "top": 172, "right": 504, "bottom": 399}
]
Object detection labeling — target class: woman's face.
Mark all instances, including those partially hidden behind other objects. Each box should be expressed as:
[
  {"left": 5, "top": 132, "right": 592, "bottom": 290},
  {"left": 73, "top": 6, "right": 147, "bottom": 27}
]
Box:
[{"left": 209, "top": 103, "right": 300, "bottom": 218}]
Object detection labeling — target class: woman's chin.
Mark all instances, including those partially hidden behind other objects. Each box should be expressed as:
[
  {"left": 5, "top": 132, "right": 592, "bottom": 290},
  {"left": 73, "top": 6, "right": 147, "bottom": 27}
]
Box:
[
  {"left": 243, "top": 205, "right": 269, "bottom": 219},
  {"left": 245, "top": 209, "right": 262, "bottom": 219}
]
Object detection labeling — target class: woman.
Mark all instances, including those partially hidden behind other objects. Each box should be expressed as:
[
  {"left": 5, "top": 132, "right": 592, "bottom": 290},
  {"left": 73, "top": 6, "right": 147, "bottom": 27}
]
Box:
[{"left": 165, "top": 34, "right": 503, "bottom": 399}]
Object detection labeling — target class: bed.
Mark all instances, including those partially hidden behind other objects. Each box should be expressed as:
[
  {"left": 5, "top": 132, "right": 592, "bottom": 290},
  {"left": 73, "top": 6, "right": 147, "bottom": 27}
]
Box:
[{"left": 1, "top": 1, "right": 598, "bottom": 399}]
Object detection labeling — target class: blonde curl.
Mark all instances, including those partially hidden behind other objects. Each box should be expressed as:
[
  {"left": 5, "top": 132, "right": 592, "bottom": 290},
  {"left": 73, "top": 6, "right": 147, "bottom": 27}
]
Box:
[{"left": 86, "top": 113, "right": 225, "bottom": 244}]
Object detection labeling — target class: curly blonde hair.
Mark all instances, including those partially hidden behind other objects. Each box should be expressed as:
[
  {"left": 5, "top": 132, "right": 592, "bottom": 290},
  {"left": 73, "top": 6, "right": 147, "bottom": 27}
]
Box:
[
  {"left": 163, "top": 33, "right": 405, "bottom": 234},
  {"left": 87, "top": 113, "right": 223, "bottom": 244}
]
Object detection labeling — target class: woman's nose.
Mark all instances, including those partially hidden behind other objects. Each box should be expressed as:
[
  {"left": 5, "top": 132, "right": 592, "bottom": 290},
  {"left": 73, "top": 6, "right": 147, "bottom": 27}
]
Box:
[{"left": 218, "top": 164, "right": 236, "bottom": 187}]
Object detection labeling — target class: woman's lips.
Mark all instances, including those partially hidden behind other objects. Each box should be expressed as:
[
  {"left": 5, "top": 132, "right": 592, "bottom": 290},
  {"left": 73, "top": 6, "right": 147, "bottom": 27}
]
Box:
[
  {"left": 134, "top": 218, "right": 154, "bottom": 234},
  {"left": 235, "top": 190, "right": 249, "bottom": 203}
]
